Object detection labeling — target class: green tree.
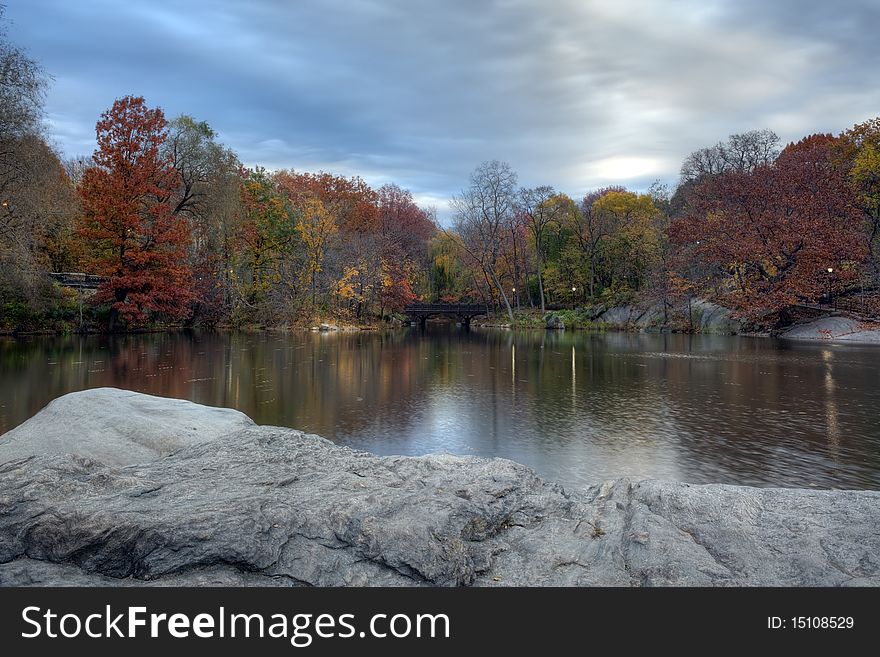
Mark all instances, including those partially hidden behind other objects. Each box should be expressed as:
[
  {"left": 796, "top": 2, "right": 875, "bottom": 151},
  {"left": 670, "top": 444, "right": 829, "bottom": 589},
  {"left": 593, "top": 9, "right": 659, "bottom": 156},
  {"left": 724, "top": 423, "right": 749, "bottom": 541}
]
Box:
[{"left": 840, "top": 118, "right": 880, "bottom": 282}]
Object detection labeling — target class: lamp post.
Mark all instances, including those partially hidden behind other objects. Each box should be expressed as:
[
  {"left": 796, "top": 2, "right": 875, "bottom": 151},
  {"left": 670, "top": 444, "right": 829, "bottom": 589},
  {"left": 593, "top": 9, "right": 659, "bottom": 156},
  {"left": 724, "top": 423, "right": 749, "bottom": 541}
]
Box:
[
  {"left": 826, "top": 267, "right": 834, "bottom": 305},
  {"left": 572, "top": 286, "right": 577, "bottom": 308}
]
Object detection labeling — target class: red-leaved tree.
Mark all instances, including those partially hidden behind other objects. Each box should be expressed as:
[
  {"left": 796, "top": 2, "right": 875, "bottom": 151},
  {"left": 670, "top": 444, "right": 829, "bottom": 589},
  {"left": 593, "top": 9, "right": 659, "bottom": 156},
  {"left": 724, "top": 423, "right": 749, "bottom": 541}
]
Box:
[
  {"left": 79, "top": 96, "right": 192, "bottom": 328},
  {"left": 671, "top": 134, "right": 866, "bottom": 321}
]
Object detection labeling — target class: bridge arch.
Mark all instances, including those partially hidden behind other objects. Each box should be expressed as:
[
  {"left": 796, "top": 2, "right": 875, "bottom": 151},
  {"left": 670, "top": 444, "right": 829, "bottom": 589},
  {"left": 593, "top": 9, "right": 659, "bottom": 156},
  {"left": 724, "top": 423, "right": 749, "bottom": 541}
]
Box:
[{"left": 403, "top": 303, "right": 488, "bottom": 328}]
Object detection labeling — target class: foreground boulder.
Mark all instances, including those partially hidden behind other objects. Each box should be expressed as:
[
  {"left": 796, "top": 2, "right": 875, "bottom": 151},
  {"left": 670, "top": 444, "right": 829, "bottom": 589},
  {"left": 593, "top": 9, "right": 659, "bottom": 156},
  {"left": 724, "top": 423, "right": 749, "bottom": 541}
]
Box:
[
  {"left": 0, "top": 388, "right": 254, "bottom": 467},
  {"left": 1, "top": 389, "right": 878, "bottom": 586}
]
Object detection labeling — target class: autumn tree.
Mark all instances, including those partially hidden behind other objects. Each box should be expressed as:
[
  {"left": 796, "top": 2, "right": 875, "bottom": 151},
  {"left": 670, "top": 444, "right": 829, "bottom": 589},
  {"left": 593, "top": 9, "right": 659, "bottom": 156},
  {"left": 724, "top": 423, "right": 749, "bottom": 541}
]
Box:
[
  {"left": 374, "top": 183, "right": 434, "bottom": 313},
  {"left": 274, "top": 170, "right": 377, "bottom": 234},
  {"left": 0, "top": 8, "right": 56, "bottom": 311},
  {"left": 451, "top": 160, "right": 518, "bottom": 322},
  {"left": 671, "top": 134, "right": 865, "bottom": 321},
  {"left": 0, "top": 134, "right": 78, "bottom": 328},
  {"left": 2, "top": 136, "right": 78, "bottom": 270},
  {"left": 1, "top": 7, "right": 47, "bottom": 202},
  {"left": 293, "top": 194, "right": 336, "bottom": 309},
  {"left": 560, "top": 186, "right": 625, "bottom": 298},
  {"left": 376, "top": 183, "right": 434, "bottom": 261},
  {"left": 518, "top": 188, "right": 582, "bottom": 310},
  {"left": 838, "top": 117, "right": 880, "bottom": 283},
  {"left": 428, "top": 232, "right": 470, "bottom": 302},
  {"left": 162, "top": 115, "right": 241, "bottom": 323},
  {"left": 274, "top": 169, "right": 380, "bottom": 318},
  {"left": 234, "top": 167, "right": 297, "bottom": 322},
  {"left": 591, "top": 190, "right": 664, "bottom": 296},
  {"left": 378, "top": 257, "right": 416, "bottom": 314},
  {"left": 164, "top": 116, "right": 233, "bottom": 218},
  {"left": 321, "top": 183, "right": 433, "bottom": 318},
  {"left": 680, "top": 129, "right": 780, "bottom": 183},
  {"left": 62, "top": 154, "right": 92, "bottom": 187},
  {"left": 79, "top": 96, "right": 192, "bottom": 328},
  {"left": 673, "top": 130, "right": 781, "bottom": 219},
  {"left": 640, "top": 183, "right": 677, "bottom": 321}
]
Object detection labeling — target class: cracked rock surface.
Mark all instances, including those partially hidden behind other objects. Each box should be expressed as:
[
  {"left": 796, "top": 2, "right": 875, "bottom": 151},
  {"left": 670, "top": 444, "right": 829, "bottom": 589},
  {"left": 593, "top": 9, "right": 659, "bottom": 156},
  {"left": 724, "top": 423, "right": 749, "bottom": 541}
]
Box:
[{"left": 1, "top": 389, "right": 878, "bottom": 586}]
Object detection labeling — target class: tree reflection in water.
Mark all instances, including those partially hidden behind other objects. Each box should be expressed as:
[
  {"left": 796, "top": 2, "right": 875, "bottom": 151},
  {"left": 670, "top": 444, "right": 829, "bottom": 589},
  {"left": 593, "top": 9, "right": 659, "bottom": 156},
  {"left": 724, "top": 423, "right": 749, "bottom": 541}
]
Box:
[{"left": 1, "top": 328, "right": 878, "bottom": 490}]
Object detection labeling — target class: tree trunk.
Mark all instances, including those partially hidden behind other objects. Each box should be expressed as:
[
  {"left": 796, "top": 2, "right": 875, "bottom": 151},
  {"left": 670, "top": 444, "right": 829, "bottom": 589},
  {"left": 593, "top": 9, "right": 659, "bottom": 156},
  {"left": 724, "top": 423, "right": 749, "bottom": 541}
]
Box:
[
  {"left": 589, "top": 253, "right": 596, "bottom": 299},
  {"left": 108, "top": 288, "right": 127, "bottom": 332},
  {"left": 537, "top": 255, "right": 546, "bottom": 315},
  {"left": 471, "top": 273, "right": 489, "bottom": 306},
  {"left": 487, "top": 268, "right": 514, "bottom": 322}
]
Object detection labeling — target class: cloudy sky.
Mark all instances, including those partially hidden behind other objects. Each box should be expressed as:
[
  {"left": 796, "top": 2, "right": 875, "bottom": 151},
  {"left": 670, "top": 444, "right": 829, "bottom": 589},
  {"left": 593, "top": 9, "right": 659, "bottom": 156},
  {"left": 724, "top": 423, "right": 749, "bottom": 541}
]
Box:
[{"left": 6, "top": 0, "right": 880, "bottom": 216}]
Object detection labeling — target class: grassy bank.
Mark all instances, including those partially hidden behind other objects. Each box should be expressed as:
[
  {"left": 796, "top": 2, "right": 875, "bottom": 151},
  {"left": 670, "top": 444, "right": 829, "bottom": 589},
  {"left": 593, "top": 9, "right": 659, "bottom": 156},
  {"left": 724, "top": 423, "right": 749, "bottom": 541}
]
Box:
[{"left": 471, "top": 308, "right": 613, "bottom": 331}]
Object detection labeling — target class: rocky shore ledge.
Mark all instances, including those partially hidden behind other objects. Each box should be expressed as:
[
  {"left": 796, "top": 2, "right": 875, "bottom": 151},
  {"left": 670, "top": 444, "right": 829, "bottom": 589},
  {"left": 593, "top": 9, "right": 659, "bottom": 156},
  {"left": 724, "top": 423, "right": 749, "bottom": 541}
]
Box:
[{"left": 1, "top": 388, "right": 878, "bottom": 586}]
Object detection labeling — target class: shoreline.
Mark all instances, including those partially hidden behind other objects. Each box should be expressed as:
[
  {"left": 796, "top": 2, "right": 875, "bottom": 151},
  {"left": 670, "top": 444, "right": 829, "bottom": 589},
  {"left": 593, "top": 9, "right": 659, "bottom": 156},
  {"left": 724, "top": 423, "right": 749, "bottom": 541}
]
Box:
[
  {"left": 4, "top": 301, "right": 880, "bottom": 345},
  {"left": 4, "top": 323, "right": 880, "bottom": 346}
]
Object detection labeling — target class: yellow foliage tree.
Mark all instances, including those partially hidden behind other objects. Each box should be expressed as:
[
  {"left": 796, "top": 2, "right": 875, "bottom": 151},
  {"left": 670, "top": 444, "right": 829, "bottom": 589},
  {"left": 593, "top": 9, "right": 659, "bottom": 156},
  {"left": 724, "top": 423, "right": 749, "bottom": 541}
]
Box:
[
  {"left": 293, "top": 195, "right": 336, "bottom": 308},
  {"left": 590, "top": 191, "right": 664, "bottom": 296}
]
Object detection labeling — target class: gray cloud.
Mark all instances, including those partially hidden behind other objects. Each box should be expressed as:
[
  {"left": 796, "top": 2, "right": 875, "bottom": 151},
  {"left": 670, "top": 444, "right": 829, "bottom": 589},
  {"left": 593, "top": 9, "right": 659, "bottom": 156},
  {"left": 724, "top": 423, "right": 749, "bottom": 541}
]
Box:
[{"left": 6, "top": 0, "right": 879, "bottom": 216}]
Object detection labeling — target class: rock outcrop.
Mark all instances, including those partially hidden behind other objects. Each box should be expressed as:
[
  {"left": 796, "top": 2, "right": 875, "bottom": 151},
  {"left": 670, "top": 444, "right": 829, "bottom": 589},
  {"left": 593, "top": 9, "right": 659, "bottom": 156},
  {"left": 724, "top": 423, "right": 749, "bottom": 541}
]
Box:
[
  {"left": 688, "top": 300, "right": 741, "bottom": 334},
  {"left": 1, "top": 389, "right": 878, "bottom": 586},
  {"left": 597, "top": 304, "right": 646, "bottom": 328},
  {"left": 780, "top": 316, "right": 880, "bottom": 343},
  {"left": 544, "top": 313, "right": 565, "bottom": 329},
  {"left": 596, "top": 299, "right": 742, "bottom": 334}
]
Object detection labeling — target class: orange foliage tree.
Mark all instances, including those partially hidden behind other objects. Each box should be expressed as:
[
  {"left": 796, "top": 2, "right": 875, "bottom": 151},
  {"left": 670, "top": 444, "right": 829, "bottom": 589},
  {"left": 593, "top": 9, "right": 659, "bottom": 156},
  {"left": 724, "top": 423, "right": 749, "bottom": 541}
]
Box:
[
  {"left": 375, "top": 183, "right": 434, "bottom": 311},
  {"left": 79, "top": 96, "right": 192, "bottom": 327},
  {"left": 671, "top": 134, "right": 865, "bottom": 321},
  {"left": 273, "top": 170, "right": 377, "bottom": 233}
]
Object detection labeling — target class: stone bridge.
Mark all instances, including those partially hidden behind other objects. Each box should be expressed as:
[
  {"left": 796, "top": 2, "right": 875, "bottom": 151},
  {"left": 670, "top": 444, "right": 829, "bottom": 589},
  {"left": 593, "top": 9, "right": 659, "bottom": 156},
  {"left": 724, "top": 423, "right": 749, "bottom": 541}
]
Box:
[
  {"left": 403, "top": 303, "right": 487, "bottom": 328},
  {"left": 48, "top": 272, "right": 106, "bottom": 290}
]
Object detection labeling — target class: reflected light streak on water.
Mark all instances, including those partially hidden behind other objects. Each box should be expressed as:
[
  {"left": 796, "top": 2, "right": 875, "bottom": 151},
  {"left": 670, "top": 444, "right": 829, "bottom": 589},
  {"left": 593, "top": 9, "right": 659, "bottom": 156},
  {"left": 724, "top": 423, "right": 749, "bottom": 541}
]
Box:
[{"left": 1, "top": 327, "right": 879, "bottom": 490}]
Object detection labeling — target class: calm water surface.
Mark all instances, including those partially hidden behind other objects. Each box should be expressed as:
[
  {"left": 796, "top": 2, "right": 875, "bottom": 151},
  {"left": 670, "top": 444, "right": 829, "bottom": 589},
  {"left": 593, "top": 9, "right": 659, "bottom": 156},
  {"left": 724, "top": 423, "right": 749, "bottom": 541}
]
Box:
[{"left": 1, "top": 328, "right": 879, "bottom": 490}]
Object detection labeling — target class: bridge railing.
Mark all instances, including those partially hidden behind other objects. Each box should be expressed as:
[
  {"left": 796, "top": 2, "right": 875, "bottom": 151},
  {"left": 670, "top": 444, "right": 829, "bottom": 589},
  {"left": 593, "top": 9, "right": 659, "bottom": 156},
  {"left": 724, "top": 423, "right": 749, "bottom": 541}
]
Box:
[
  {"left": 48, "top": 272, "right": 106, "bottom": 289},
  {"left": 833, "top": 294, "right": 880, "bottom": 318},
  {"left": 404, "top": 303, "right": 487, "bottom": 314}
]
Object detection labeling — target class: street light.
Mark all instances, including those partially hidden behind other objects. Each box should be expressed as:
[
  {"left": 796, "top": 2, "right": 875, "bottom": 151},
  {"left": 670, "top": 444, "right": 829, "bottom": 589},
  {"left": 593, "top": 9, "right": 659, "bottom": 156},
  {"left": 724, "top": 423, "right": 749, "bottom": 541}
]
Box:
[{"left": 826, "top": 267, "right": 834, "bottom": 305}]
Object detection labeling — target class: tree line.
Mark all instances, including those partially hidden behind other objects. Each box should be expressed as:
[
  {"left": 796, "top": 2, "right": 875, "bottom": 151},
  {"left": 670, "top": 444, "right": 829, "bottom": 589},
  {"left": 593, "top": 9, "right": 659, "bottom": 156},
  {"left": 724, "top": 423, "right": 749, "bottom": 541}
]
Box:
[
  {"left": 2, "top": 14, "right": 879, "bottom": 331},
  {"left": 437, "top": 123, "right": 880, "bottom": 328}
]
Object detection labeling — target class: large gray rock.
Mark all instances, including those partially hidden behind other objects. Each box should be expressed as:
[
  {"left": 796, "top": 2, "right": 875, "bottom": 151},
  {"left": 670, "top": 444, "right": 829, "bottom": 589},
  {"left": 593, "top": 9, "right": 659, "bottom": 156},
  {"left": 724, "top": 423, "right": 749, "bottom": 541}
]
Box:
[
  {"left": 598, "top": 301, "right": 675, "bottom": 330},
  {"left": 0, "top": 388, "right": 254, "bottom": 467},
  {"left": 598, "top": 304, "right": 646, "bottom": 328},
  {"left": 781, "top": 316, "right": 880, "bottom": 343},
  {"left": 598, "top": 299, "right": 742, "bottom": 334},
  {"left": 690, "top": 300, "right": 742, "bottom": 334},
  {"left": 1, "top": 390, "right": 878, "bottom": 586},
  {"left": 632, "top": 302, "right": 667, "bottom": 330}
]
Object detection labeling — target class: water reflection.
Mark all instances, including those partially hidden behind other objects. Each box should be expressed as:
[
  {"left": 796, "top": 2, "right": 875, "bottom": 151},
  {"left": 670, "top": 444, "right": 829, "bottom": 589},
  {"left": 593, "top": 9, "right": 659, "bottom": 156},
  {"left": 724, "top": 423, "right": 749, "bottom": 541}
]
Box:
[{"left": 1, "top": 328, "right": 879, "bottom": 490}]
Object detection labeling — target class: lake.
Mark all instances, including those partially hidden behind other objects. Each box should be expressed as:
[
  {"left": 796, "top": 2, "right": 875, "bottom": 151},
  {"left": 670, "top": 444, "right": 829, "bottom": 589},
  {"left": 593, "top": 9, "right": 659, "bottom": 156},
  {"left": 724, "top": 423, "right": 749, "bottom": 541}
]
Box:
[{"left": 1, "top": 328, "right": 878, "bottom": 490}]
